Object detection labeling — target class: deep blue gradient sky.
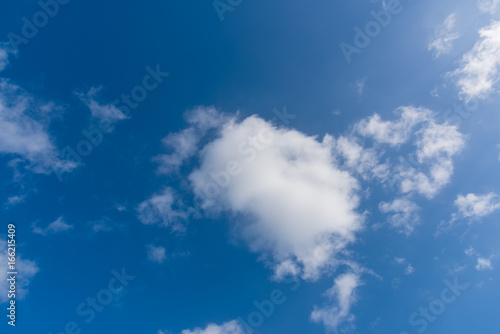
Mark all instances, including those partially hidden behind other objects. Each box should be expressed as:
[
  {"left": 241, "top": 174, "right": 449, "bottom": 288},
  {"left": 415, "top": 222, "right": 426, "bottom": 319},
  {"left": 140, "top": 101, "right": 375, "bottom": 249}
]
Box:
[{"left": 1, "top": 0, "right": 500, "bottom": 333}]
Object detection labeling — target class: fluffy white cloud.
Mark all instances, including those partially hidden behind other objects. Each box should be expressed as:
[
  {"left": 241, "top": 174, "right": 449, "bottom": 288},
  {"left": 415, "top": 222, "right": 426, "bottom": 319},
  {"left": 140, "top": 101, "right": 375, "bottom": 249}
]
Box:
[
  {"left": 476, "top": 257, "right": 493, "bottom": 271},
  {"left": 379, "top": 198, "right": 420, "bottom": 235},
  {"left": 355, "top": 106, "right": 432, "bottom": 146},
  {"left": 33, "top": 216, "right": 73, "bottom": 236},
  {"left": 0, "top": 240, "right": 39, "bottom": 303},
  {"left": 398, "top": 121, "right": 465, "bottom": 198},
  {"left": 477, "top": 0, "right": 500, "bottom": 14},
  {"left": 180, "top": 320, "right": 244, "bottom": 334},
  {"left": 147, "top": 245, "right": 167, "bottom": 263},
  {"left": 449, "top": 21, "right": 500, "bottom": 100},
  {"left": 189, "top": 114, "right": 363, "bottom": 280},
  {"left": 455, "top": 192, "right": 500, "bottom": 218},
  {"left": 311, "top": 272, "right": 362, "bottom": 332},
  {"left": 76, "top": 86, "right": 127, "bottom": 122},
  {"left": 428, "top": 13, "right": 460, "bottom": 58},
  {"left": 356, "top": 106, "right": 465, "bottom": 199},
  {"left": 136, "top": 187, "right": 188, "bottom": 231},
  {"left": 330, "top": 135, "right": 389, "bottom": 182},
  {"left": 0, "top": 80, "right": 78, "bottom": 175}
]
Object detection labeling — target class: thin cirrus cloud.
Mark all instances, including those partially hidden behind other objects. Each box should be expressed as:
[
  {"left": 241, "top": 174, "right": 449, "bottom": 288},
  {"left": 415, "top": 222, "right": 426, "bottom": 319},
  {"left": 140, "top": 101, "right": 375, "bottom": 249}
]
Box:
[
  {"left": 449, "top": 20, "right": 500, "bottom": 101},
  {"left": 32, "top": 216, "right": 74, "bottom": 236},
  {"left": 428, "top": 13, "right": 460, "bottom": 58},
  {"left": 311, "top": 272, "right": 362, "bottom": 332},
  {"left": 75, "top": 86, "right": 128, "bottom": 123},
  {"left": 477, "top": 0, "right": 500, "bottom": 14}
]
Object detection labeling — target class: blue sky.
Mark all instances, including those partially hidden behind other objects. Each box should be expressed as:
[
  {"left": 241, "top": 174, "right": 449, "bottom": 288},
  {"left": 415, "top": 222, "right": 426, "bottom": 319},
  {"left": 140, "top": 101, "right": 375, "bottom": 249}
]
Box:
[{"left": 1, "top": 0, "right": 500, "bottom": 333}]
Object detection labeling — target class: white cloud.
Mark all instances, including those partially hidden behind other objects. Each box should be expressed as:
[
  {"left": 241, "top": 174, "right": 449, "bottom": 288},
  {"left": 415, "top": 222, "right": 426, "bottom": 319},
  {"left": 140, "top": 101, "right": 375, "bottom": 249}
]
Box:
[
  {"left": 189, "top": 114, "right": 363, "bottom": 280},
  {"left": 76, "top": 86, "right": 127, "bottom": 122},
  {"left": 33, "top": 216, "right": 73, "bottom": 236},
  {"left": 477, "top": 0, "right": 500, "bottom": 14},
  {"left": 355, "top": 107, "right": 465, "bottom": 200},
  {"left": 0, "top": 80, "right": 77, "bottom": 175},
  {"left": 397, "top": 121, "right": 465, "bottom": 198},
  {"left": 4, "top": 195, "right": 26, "bottom": 208},
  {"left": 311, "top": 272, "right": 362, "bottom": 332},
  {"left": 330, "top": 135, "right": 389, "bottom": 182},
  {"left": 455, "top": 192, "right": 500, "bottom": 219},
  {"left": 405, "top": 263, "right": 415, "bottom": 275},
  {"left": 355, "top": 78, "right": 365, "bottom": 95},
  {"left": 379, "top": 198, "right": 420, "bottom": 235},
  {"left": 476, "top": 257, "right": 493, "bottom": 271},
  {"left": 180, "top": 320, "right": 244, "bottom": 334},
  {"left": 155, "top": 107, "right": 230, "bottom": 174},
  {"left": 428, "top": 13, "right": 460, "bottom": 58},
  {"left": 0, "top": 46, "right": 10, "bottom": 72},
  {"left": 449, "top": 20, "right": 500, "bottom": 100},
  {"left": 136, "top": 187, "right": 188, "bottom": 231},
  {"left": 0, "top": 240, "right": 39, "bottom": 303},
  {"left": 147, "top": 245, "right": 167, "bottom": 264},
  {"left": 356, "top": 106, "right": 434, "bottom": 146}
]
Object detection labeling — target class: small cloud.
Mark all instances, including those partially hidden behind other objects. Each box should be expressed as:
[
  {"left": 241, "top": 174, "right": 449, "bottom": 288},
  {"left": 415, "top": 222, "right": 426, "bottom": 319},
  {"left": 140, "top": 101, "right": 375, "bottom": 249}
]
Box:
[
  {"left": 4, "top": 194, "right": 26, "bottom": 208},
  {"left": 465, "top": 247, "right": 477, "bottom": 256},
  {"left": 332, "top": 109, "right": 341, "bottom": 116},
  {"left": 115, "top": 203, "right": 127, "bottom": 212},
  {"left": 147, "top": 245, "right": 167, "bottom": 264},
  {"left": 355, "top": 78, "right": 365, "bottom": 95},
  {"left": 311, "top": 273, "right": 363, "bottom": 332},
  {"left": 455, "top": 192, "right": 500, "bottom": 219},
  {"left": 477, "top": 0, "right": 500, "bottom": 14},
  {"left": 379, "top": 198, "right": 420, "bottom": 235},
  {"left": 405, "top": 263, "right": 415, "bottom": 275},
  {"left": 448, "top": 20, "right": 500, "bottom": 101},
  {"left": 136, "top": 187, "right": 189, "bottom": 231},
  {"left": 76, "top": 86, "right": 128, "bottom": 122},
  {"left": 428, "top": 13, "right": 460, "bottom": 58},
  {"left": 180, "top": 320, "right": 244, "bottom": 334},
  {"left": 33, "top": 216, "right": 73, "bottom": 236},
  {"left": 394, "top": 257, "right": 406, "bottom": 264},
  {"left": 476, "top": 257, "right": 493, "bottom": 271}
]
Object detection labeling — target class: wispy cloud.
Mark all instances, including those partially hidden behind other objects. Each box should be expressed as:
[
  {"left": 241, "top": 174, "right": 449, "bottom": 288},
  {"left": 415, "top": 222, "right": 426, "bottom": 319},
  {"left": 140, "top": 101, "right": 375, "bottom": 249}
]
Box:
[
  {"left": 180, "top": 320, "right": 244, "bottom": 334},
  {"left": 428, "top": 13, "right": 460, "bottom": 58},
  {"left": 147, "top": 245, "right": 167, "bottom": 264},
  {"left": 76, "top": 86, "right": 128, "bottom": 122},
  {"left": 379, "top": 198, "right": 420, "bottom": 235},
  {"left": 311, "top": 272, "right": 362, "bottom": 332},
  {"left": 33, "top": 216, "right": 73, "bottom": 236},
  {"left": 477, "top": 0, "right": 500, "bottom": 14}
]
